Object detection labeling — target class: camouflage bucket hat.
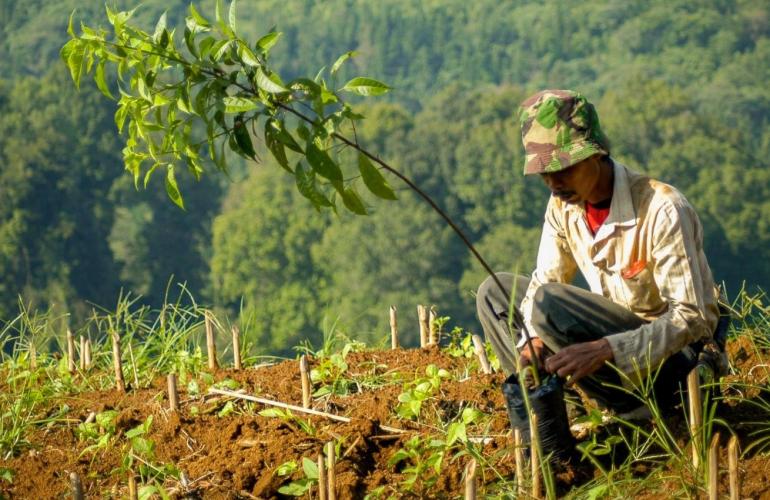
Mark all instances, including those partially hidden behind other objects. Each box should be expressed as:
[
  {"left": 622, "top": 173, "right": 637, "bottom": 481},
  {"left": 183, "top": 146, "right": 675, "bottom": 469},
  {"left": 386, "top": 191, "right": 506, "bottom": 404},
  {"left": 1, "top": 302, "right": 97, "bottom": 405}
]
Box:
[{"left": 519, "top": 89, "right": 610, "bottom": 175}]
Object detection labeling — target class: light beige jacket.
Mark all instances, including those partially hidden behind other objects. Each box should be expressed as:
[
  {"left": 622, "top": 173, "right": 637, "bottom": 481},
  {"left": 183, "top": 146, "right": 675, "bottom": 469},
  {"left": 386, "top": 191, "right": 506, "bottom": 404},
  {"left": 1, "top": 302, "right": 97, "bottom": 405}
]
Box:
[{"left": 520, "top": 161, "right": 719, "bottom": 384}]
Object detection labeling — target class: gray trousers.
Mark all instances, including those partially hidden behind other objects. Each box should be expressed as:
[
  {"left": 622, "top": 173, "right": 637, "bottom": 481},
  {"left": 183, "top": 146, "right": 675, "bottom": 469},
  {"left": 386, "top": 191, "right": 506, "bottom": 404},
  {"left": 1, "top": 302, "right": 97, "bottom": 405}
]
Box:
[{"left": 476, "top": 272, "right": 697, "bottom": 412}]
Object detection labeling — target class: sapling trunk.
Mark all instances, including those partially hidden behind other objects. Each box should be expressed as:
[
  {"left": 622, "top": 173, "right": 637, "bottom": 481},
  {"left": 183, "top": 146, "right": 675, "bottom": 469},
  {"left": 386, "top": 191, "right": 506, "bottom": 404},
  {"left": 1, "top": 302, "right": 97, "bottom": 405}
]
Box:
[
  {"left": 128, "top": 473, "right": 138, "bottom": 500},
  {"left": 79, "top": 335, "right": 86, "bottom": 371},
  {"left": 67, "top": 328, "right": 76, "bottom": 374},
  {"left": 326, "top": 441, "right": 336, "bottom": 500},
  {"left": 464, "top": 459, "right": 477, "bottom": 500},
  {"left": 318, "top": 453, "right": 327, "bottom": 500},
  {"left": 417, "top": 305, "right": 429, "bottom": 348},
  {"left": 428, "top": 307, "right": 437, "bottom": 345},
  {"left": 389, "top": 305, "right": 399, "bottom": 349},
  {"left": 205, "top": 311, "right": 218, "bottom": 370},
  {"left": 84, "top": 338, "right": 92, "bottom": 369},
  {"left": 471, "top": 335, "right": 492, "bottom": 374},
  {"left": 708, "top": 432, "right": 720, "bottom": 500},
  {"left": 687, "top": 368, "right": 703, "bottom": 470},
  {"left": 300, "top": 355, "right": 312, "bottom": 409},
  {"left": 111, "top": 331, "right": 126, "bottom": 393},
  {"left": 514, "top": 428, "right": 526, "bottom": 497},
  {"left": 167, "top": 373, "right": 179, "bottom": 412},
  {"left": 232, "top": 325, "right": 242, "bottom": 370},
  {"left": 728, "top": 435, "right": 740, "bottom": 500},
  {"left": 70, "top": 472, "right": 84, "bottom": 500}
]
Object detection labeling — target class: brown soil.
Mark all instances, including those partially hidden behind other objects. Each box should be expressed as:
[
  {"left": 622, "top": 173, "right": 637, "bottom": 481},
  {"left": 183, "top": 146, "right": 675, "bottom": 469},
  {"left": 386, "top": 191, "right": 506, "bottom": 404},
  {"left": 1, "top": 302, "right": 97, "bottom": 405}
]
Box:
[{"left": 1, "top": 340, "right": 769, "bottom": 499}]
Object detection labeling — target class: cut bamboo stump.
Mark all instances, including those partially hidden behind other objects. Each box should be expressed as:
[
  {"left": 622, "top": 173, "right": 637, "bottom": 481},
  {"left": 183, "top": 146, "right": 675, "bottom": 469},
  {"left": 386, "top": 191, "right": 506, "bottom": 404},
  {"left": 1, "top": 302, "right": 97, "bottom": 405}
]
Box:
[
  {"left": 232, "top": 325, "right": 242, "bottom": 371},
  {"left": 389, "top": 306, "right": 399, "bottom": 349},
  {"left": 417, "top": 305, "right": 429, "bottom": 348},
  {"left": 514, "top": 428, "right": 526, "bottom": 497},
  {"left": 84, "top": 338, "right": 92, "bottom": 370},
  {"left": 67, "top": 329, "right": 76, "bottom": 374},
  {"left": 428, "top": 307, "right": 438, "bottom": 345},
  {"left": 167, "top": 374, "right": 179, "bottom": 412},
  {"left": 464, "top": 459, "right": 477, "bottom": 499},
  {"left": 205, "top": 311, "right": 218, "bottom": 370},
  {"left": 29, "top": 341, "right": 37, "bottom": 370},
  {"left": 317, "top": 453, "right": 327, "bottom": 500},
  {"left": 688, "top": 368, "right": 703, "bottom": 470},
  {"left": 471, "top": 335, "right": 492, "bottom": 374},
  {"left": 111, "top": 331, "right": 126, "bottom": 393},
  {"left": 708, "top": 432, "right": 720, "bottom": 500},
  {"left": 326, "top": 441, "right": 336, "bottom": 500},
  {"left": 300, "top": 355, "right": 312, "bottom": 409},
  {"left": 70, "top": 472, "right": 84, "bottom": 500},
  {"left": 728, "top": 435, "right": 740, "bottom": 500},
  {"left": 128, "top": 472, "right": 138, "bottom": 500},
  {"left": 79, "top": 336, "right": 86, "bottom": 371},
  {"left": 530, "top": 412, "right": 541, "bottom": 500}
]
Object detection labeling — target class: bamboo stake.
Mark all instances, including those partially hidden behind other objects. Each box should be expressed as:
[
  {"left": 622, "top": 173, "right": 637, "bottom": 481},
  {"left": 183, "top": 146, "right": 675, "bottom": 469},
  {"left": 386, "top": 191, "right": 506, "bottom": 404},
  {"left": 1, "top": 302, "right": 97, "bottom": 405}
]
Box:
[
  {"left": 530, "top": 412, "right": 541, "bottom": 500},
  {"left": 167, "top": 374, "right": 179, "bottom": 412},
  {"left": 208, "top": 388, "right": 408, "bottom": 434},
  {"left": 84, "top": 338, "right": 92, "bottom": 369},
  {"left": 728, "top": 435, "right": 740, "bottom": 500},
  {"left": 111, "top": 331, "right": 126, "bottom": 393},
  {"left": 428, "top": 307, "right": 438, "bottom": 345},
  {"left": 471, "top": 335, "right": 492, "bottom": 374},
  {"left": 29, "top": 340, "right": 37, "bottom": 370},
  {"left": 67, "top": 328, "right": 76, "bottom": 374},
  {"left": 232, "top": 325, "right": 242, "bottom": 370},
  {"left": 127, "top": 341, "right": 140, "bottom": 389},
  {"left": 205, "top": 311, "right": 218, "bottom": 370},
  {"left": 708, "top": 432, "right": 720, "bottom": 500},
  {"left": 128, "top": 472, "right": 138, "bottom": 500},
  {"left": 464, "top": 459, "right": 477, "bottom": 499},
  {"left": 514, "top": 428, "right": 526, "bottom": 497},
  {"left": 389, "top": 305, "right": 399, "bottom": 349},
  {"left": 326, "top": 441, "right": 336, "bottom": 500},
  {"left": 70, "top": 472, "right": 84, "bottom": 500},
  {"left": 688, "top": 368, "right": 703, "bottom": 470},
  {"left": 317, "top": 454, "right": 327, "bottom": 500},
  {"left": 417, "top": 305, "right": 428, "bottom": 347},
  {"left": 79, "top": 335, "right": 86, "bottom": 371},
  {"left": 300, "top": 355, "right": 312, "bottom": 409}
]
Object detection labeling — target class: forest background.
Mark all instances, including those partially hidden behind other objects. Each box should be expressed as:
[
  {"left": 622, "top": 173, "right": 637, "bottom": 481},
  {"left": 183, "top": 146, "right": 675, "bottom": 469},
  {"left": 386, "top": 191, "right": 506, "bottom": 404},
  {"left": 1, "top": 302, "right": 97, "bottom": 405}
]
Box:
[{"left": 1, "top": 0, "right": 769, "bottom": 354}]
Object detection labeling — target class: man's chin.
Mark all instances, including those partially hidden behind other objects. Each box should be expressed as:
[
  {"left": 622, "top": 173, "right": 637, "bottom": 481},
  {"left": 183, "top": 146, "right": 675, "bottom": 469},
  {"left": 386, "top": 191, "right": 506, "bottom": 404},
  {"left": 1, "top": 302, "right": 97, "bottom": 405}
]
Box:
[{"left": 554, "top": 193, "right": 580, "bottom": 204}]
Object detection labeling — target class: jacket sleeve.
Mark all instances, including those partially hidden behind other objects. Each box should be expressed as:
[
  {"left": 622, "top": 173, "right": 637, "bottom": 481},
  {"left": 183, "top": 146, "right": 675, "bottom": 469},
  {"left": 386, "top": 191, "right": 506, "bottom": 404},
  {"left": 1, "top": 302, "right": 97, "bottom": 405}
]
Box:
[
  {"left": 517, "top": 196, "right": 578, "bottom": 349},
  {"left": 604, "top": 198, "right": 717, "bottom": 385}
]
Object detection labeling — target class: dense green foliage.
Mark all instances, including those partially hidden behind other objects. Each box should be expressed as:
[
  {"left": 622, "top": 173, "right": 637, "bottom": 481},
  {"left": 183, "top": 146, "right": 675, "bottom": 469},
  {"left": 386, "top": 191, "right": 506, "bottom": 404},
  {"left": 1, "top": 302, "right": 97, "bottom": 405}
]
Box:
[{"left": 1, "top": 0, "right": 769, "bottom": 353}]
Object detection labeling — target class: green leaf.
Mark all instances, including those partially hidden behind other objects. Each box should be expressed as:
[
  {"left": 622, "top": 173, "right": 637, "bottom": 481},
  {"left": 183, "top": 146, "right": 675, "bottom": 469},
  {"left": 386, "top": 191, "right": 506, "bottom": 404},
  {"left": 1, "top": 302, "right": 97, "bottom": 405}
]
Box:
[
  {"left": 153, "top": 12, "right": 167, "bottom": 43},
  {"left": 289, "top": 78, "right": 321, "bottom": 99},
  {"left": 165, "top": 165, "right": 185, "bottom": 209},
  {"left": 67, "top": 10, "right": 76, "bottom": 37},
  {"left": 278, "top": 479, "right": 312, "bottom": 496},
  {"left": 302, "top": 457, "right": 318, "bottom": 479},
  {"left": 94, "top": 61, "right": 114, "bottom": 99},
  {"left": 274, "top": 461, "right": 298, "bottom": 477},
  {"left": 340, "top": 187, "right": 367, "bottom": 215},
  {"left": 237, "top": 42, "right": 260, "bottom": 67},
  {"left": 265, "top": 120, "right": 292, "bottom": 173},
  {"left": 223, "top": 96, "right": 258, "bottom": 113},
  {"left": 233, "top": 118, "right": 257, "bottom": 160},
  {"left": 217, "top": 401, "right": 235, "bottom": 417},
  {"left": 305, "top": 142, "right": 342, "bottom": 182},
  {"left": 189, "top": 3, "right": 211, "bottom": 28},
  {"left": 340, "top": 77, "right": 390, "bottom": 96},
  {"left": 61, "top": 39, "right": 85, "bottom": 88},
  {"left": 255, "top": 68, "right": 288, "bottom": 93},
  {"left": 295, "top": 162, "right": 333, "bottom": 209},
  {"left": 358, "top": 153, "right": 396, "bottom": 200},
  {"left": 270, "top": 121, "right": 302, "bottom": 153},
  {"left": 446, "top": 422, "right": 467, "bottom": 446},
  {"left": 228, "top": 0, "right": 238, "bottom": 33},
  {"left": 259, "top": 408, "right": 291, "bottom": 418},
  {"left": 331, "top": 51, "right": 356, "bottom": 75},
  {"left": 256, "top": 31, "right": 282, "bottom": 52}
]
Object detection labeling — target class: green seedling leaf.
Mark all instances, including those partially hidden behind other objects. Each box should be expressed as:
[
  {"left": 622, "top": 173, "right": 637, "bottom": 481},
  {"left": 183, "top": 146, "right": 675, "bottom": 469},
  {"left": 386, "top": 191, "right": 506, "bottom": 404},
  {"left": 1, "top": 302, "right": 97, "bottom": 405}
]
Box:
[
  {"left": 340, "top": 77, "right": 390, "bottom": 96},
  {"left": 259, "top": 408, "right": 291, "bottom": 419},
  {"left": 165, "top": 164, "right": 185, "bottom": 209},
  {"left": 331, "top": 51, "right": 356, "bottom": 75},
  {"left": 275, "top": 460, "right": 298, "bottom": 477},
  {"left": 213, "top": 378, "right": 240, "bottom": 390},
  {"left": 278, "top": 478, "right": 312, "bottom": 496},
  {"left": 0, "top": 467, "right": 13, "bottom": 484},
  {"left": 302, "top": 457, "right": 319, "bottom": 479},
  {"left": 218, "top": 401, "right": 235, "bottom": 417},
  {"left": 187, "top": 379, "right": 200, "bottom": 396},
  {"left": 131, "top": 436, "right": 155, "bottom": 458},
  {"left": 446, "top": 422, "right": 467, "bottom": 446},
  {"left": 461, "top": 407, "right": 485, "bottom": 425},
  {"left": 223, "top": 96, "right": 258, "bottom": 113},
  {"left": 358, "top": 153, "right": 396, "bottom": 200}
]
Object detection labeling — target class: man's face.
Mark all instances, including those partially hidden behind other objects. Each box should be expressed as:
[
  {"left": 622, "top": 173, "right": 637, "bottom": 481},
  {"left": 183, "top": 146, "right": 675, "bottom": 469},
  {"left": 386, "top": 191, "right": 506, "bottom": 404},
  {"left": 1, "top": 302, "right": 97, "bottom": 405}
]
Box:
[{"left": 539, "top": 156, "right": 602, "bottom": 204}]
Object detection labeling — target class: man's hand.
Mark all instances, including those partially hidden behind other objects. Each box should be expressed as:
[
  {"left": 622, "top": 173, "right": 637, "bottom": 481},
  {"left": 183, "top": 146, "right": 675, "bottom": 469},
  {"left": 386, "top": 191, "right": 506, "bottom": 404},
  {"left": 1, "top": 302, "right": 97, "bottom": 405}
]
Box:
[
  {"left": 544, "top": 338, "right": 614, "bottom": 386},
  {"left": 519, "top": 337, "right": 547, "bottom": 370}
]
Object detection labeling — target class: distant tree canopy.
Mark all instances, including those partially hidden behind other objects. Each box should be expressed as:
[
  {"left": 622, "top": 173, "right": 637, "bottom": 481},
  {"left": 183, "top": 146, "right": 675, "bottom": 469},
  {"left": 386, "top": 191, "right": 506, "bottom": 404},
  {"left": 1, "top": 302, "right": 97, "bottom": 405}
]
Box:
[{"left": 1, "top": 0, "right": 769, "bottom": 353}]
